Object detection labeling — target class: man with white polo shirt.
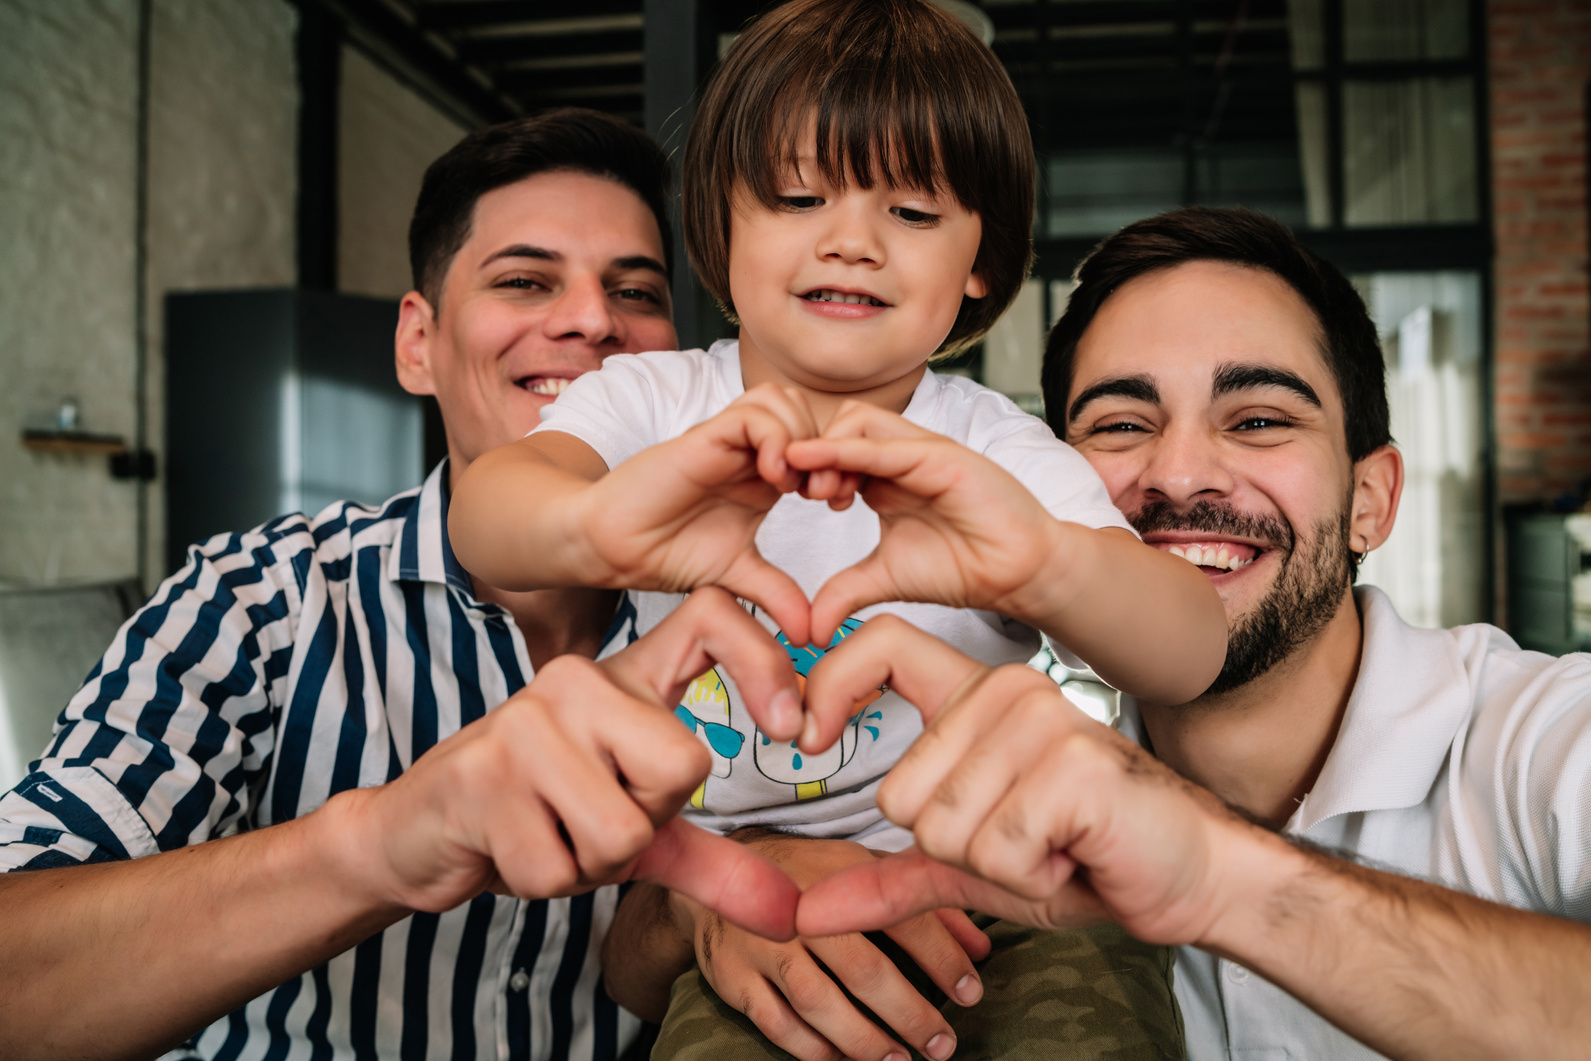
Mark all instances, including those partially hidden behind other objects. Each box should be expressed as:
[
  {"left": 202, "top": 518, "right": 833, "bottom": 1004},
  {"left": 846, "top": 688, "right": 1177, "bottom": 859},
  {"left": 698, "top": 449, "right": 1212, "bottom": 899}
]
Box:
[{"left": 795, "top": 206, "right": 1591, "bottom": 1060}]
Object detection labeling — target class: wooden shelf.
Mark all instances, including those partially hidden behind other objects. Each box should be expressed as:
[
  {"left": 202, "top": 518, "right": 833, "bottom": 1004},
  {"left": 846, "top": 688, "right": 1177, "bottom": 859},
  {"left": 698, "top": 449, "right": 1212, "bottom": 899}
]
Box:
[{"left": 21, "top": 430, "right": 127, "bottom": 456}]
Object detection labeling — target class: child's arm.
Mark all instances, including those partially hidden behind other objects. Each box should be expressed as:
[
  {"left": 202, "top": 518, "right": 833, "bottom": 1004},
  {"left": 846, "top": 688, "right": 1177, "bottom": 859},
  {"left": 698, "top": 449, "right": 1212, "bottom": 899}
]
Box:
[
  {"left": 786, "top": 403, "right": 1225, "bottom": 706},
  {"left": 449, "top": 385, "right": 823, "bottom": 645}
]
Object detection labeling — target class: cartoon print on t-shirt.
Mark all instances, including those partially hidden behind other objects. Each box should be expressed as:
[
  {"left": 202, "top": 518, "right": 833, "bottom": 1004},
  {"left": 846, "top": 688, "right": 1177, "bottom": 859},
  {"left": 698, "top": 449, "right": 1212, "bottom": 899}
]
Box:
[
  {"left": 674, "top": 667, "right": 743, "bottom": 809},
  {"left": 756, "top": 618, "right": 887, "bottom": 800}
]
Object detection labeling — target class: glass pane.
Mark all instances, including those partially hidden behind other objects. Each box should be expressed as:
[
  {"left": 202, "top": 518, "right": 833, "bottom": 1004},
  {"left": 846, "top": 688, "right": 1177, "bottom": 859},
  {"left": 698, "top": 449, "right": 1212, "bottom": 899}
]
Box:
[
  {"left": 1193, "top": 142, "right": 1309, "bottom": 229},
  {"left": 1344, "top": 77, "right": 1477, "bottom": 225},
  {"left": 1354, "top": 271, "right": 1486, "bottom": 628},
  {"left": 1046, "top": 149, "right": 1182, "bottom": 237},
  {"left": 1345, "top": 0, "right": 1469, "bottom": 62},
  {"left": 1287, "top": 0, "right": 1325, "bottom": 70},
  {"left": 1292, "top": 80, "right": 1331, "bottom": 227}
]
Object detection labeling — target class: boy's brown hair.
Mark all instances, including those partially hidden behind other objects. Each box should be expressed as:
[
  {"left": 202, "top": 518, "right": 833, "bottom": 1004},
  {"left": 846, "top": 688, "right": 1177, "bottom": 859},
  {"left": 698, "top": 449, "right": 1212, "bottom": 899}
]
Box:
[{"left": 683, "top": 0, "right": 1035, "bottom": 357}]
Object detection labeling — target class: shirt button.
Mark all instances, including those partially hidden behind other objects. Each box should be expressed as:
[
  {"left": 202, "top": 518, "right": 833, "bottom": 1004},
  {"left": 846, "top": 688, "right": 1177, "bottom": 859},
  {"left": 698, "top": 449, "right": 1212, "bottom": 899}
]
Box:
[
  {"left": 1227, "top": 964, "right": 1250, "bottom": 984},
  {"left": 509, "top": 970, "right": 531, "bottom": 992}
]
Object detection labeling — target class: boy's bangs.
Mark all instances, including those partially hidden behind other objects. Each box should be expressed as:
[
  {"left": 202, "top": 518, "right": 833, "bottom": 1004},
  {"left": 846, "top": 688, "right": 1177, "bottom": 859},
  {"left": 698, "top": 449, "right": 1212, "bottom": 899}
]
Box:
[{"left": 740, "top": 73, "right": 957, "bottom": 205}]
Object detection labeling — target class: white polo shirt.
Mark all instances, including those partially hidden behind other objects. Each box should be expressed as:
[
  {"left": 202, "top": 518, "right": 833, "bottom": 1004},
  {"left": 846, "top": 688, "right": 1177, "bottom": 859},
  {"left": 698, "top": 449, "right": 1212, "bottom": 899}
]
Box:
[{"left": 1118, "top": 586, "right": 1591, "bottom": 1060}]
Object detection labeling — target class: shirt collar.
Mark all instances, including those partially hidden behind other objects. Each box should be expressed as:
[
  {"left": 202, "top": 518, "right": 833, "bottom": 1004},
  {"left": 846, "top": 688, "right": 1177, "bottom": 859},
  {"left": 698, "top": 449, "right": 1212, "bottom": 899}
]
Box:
[
  {"left": 1116, "top": 586, "right": 1472, "bottom": 834},
  {"left": 389, "top": 459, "right": 475, "bottom": 595},
  {"left": 1289, "top": 585, "right": 1471, "bottom": 832}
]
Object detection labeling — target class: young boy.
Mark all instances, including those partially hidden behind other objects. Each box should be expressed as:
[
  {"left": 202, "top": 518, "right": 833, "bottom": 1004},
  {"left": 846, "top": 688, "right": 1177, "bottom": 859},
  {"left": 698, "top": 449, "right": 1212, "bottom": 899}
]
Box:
[{"left": 451, "top": 1, "right": 1224, "bottom": 1057}]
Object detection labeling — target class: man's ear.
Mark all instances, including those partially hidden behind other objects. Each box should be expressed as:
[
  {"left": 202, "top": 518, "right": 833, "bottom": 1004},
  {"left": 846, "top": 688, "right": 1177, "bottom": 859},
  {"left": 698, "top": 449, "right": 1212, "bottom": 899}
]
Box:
[
  {"left": 1350, "top": 444, "right": 1403, "bottom": 555},
  {"left": 395, "top": 290, "right": 439, "bottom": 396}
]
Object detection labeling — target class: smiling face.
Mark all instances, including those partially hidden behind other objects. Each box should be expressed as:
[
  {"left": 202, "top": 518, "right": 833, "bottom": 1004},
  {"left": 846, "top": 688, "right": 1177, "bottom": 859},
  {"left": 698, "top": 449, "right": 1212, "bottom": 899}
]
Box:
[
  {"left": 727, "top": 151, "right": 987, "bottom": 413},
  {"left": 395, "top": 170, "right": 676, "bottom": 473},
  {"left": 1064, "top": 261, "right": 1380, "bottom": 693}
]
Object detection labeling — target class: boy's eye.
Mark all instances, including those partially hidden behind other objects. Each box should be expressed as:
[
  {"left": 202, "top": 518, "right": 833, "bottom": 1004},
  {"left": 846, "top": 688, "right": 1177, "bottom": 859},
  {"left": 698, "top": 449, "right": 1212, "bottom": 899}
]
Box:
[
  {"left": 780, "top": 196, "right": 822, "bottom": 210},
  {"left": 891, "top": 206, "right": 939, "bottom": 225}
]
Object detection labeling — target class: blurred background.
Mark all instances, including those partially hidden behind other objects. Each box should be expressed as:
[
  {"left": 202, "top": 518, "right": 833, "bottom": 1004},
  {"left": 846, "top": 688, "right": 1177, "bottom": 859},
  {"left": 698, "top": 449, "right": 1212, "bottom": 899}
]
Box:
[{"left": 0, "top": 0, "right": 1587, "bottom": 784}]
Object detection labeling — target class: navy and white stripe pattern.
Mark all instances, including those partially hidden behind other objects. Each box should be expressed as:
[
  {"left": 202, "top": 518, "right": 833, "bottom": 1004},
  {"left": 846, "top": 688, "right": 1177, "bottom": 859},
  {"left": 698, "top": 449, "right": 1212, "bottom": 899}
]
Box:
[{"left": 0, "top": 462, "right": 641, "bottom": 1060}]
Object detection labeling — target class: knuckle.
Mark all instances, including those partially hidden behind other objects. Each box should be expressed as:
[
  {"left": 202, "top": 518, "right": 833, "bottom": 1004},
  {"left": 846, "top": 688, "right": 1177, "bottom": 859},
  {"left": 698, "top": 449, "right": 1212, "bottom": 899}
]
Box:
[
  {"left": 780, "top": 970, "right": 829, "bottom": 1014},
  {"left": 519, "top": 857, "right": 580, "bottom": 899},
  {"left": 836, "top": 948, "right": 892, "bottom": 995},
  {"left": 927, "top": 773, "right": 962, "bottom": 813},
  {"left": 592, "top": 809, "right": 654, "bottom": 868},
  {"left": 915, "top": 822, "right": 965, "bottom": 867},
  {"left": 966, "top": 825, "right": 1025, "bottom": 886},
  {"left": 735, "top": 989, "right": 778, "bottom": 1030}
]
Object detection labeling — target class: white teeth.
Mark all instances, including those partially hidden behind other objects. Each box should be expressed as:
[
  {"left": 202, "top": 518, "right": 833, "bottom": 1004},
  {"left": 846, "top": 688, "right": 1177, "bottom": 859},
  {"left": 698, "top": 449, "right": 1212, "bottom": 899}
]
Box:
[
  {"left": 528, "top": 378, "right": 571, "bottom": 396},
  {"left": 805, "top": 289, "right": 884, "bottom": 307},
  {"left": 1165, "top": 543, "right": 1256, "bottom": 571}
]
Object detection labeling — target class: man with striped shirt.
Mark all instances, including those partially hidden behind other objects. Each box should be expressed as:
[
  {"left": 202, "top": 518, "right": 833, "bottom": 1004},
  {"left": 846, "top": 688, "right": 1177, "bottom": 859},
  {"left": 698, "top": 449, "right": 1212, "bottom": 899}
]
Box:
[{"left": 0, "top": 110, "right": 806, "bottom": 1061}]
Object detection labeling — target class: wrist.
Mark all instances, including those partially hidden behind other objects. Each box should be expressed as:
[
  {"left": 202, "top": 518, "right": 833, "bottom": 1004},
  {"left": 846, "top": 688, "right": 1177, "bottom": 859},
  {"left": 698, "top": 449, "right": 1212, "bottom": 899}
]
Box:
[
  {"left": 306, "top": 787, "right": 414, "bottom": 920},
  {"left": 1194, "top": 817, "right": 1318, "bottom": 959},
  {"left": 561, "top": 483, "right": 618, "bottom": 587},
  {"left": 1000, "top": 518, "right": 1085, "bottom": 630}
]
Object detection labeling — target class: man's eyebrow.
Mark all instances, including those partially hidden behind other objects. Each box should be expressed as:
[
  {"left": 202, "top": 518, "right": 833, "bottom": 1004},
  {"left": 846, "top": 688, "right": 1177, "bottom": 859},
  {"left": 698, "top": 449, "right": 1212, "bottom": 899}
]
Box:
[
  {"left": 1210, "top": 362, "right": 1322, "bottom": 408},
  {"left": 611, "top": 255, "right": 669, "bottom": 276},
  {"left": 1067, "top": 374, "right": 1160, "bottom": 424},
  {"left": 481, "top": 244, "right": 558, "bottom": 266},
  {"left": 479, "top": 247, "right": 668, "bottom": 278}
]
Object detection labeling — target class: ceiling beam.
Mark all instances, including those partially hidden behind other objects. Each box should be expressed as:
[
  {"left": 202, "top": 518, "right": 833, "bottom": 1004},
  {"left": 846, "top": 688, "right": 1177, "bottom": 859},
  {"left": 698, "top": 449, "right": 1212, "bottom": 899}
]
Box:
[{"left": 290, "top": 0, "right": 517, "bottom": 125}]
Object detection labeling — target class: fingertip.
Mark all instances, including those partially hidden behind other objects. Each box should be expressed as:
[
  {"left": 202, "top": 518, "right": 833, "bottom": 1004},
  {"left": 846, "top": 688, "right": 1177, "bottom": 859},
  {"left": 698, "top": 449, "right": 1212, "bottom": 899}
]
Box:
[{"left": 762, "top": 687, "right": 803, "bottom": 742}]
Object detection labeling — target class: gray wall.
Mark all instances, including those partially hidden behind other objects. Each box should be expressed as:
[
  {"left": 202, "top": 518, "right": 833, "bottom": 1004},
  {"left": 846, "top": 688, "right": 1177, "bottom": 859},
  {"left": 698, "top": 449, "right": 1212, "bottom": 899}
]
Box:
[
  {"left": 0, "top": 0, "right": 298, "bottom": 588},
  {"left": 339, "top": 46, "right": 467, "bottom": 300},
  {"left": 0, "top": 0, "right": 470, "bottom": 591},
  {"left": 0, "top": 0, "right": 143, "bottom": 587},
  {"left": 145, "top": 0, "right": 299, "bottom": 583}
]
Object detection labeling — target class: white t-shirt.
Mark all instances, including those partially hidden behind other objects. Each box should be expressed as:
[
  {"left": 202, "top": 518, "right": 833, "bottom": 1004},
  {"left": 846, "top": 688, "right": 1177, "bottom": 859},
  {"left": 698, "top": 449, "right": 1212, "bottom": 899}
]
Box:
[
  {"left": 536, "top": 340, "right": 1133, "bottom": 849},
  {"left": 1115, "top": 586, "right": 1591, "bottom": 1060}
]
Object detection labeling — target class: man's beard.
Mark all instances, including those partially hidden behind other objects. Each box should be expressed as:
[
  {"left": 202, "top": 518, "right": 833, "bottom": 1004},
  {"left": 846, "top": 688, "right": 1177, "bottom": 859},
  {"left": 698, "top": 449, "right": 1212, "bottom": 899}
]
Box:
[{"left": 1129, "top": 498, "right": 1353, "bottom": 696}]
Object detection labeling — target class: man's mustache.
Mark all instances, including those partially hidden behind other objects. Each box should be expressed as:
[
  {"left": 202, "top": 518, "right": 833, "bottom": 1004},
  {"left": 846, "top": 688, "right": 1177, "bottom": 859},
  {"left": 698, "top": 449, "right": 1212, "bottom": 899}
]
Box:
[{"left": 1127, "top": 500, "right": 1294, "bottom": 555}]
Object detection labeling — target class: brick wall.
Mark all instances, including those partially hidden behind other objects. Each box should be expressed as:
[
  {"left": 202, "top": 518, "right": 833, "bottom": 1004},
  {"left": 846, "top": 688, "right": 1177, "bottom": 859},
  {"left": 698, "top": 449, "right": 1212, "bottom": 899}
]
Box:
[{"left": 1491, "top": 0, "right": 1591, "bottom": 503}]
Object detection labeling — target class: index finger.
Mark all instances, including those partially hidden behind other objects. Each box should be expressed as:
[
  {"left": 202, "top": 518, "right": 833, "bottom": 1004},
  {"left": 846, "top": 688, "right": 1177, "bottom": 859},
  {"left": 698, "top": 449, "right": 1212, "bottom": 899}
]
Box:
[
  {"left": 600, "top": 586, "right": 806, "bottom": 741},
  {"left": 796, "top": 847, "right": 1095, "bottom": 938},
  {"left": 633, "top": 818, "right": 801, "bottom": 941},
  {"left": 799, "top": 614, "right": 987, "bottom": 752}
]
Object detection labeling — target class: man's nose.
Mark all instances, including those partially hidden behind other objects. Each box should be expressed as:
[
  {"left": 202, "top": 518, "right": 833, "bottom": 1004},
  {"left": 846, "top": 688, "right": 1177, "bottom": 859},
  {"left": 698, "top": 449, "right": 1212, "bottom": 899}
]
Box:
[
  {"left": 1135, "top": 422, "right": 1236, "bottom": 507},
  {"left": 542, "top": 274, "right": 619, "bottom": 344}
]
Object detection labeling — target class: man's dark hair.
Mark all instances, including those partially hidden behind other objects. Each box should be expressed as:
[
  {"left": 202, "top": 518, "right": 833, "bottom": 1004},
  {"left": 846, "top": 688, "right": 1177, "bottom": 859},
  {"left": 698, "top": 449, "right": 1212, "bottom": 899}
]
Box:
[
  {"left": 408, "top": 108, "right": 672, "bottom": 312},
  {"left": 683, "top": 0, "right": 1035, "bottom": 358},
  {"left": 1042, "top": 207, "right": 1391, "bottom": 463}
]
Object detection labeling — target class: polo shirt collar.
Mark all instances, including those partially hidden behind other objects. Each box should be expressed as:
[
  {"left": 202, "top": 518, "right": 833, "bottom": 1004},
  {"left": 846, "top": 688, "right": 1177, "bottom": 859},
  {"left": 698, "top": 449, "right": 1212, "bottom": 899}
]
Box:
[
  {"left": 389, "top": 459, "right": 475, "bottom": 596},
  {"left": 1115, "top": 586, "right": 1472, "bottom": 834},
  {"left": 1290, "top": 585, "right": 1470, "bottom": 833}
]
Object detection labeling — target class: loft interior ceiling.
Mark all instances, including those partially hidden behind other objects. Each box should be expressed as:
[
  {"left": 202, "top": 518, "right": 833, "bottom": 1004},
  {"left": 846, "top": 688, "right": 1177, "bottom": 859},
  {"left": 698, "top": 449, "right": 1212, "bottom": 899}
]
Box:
[{"left": 313, "top": 0, "right": 1294, "bottom": 145}]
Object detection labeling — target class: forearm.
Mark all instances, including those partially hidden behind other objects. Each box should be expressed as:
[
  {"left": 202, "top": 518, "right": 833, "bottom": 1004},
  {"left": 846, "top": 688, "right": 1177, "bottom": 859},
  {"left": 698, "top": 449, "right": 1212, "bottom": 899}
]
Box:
[
  {"left": 1015, "top": 524, "right": 1226, "bottom": 703},
  {"left": 0, "top": 790, "right": 406, "bottom": 1061},
  {"left": 449, "top": 437, "right": 605, "bottom": 591},
  {"left": 1205, "top": 825, "right": 1591, "bottom": 1061},
  {"left": 601, "top": 882, "right": 698, "bottom": 1021}
]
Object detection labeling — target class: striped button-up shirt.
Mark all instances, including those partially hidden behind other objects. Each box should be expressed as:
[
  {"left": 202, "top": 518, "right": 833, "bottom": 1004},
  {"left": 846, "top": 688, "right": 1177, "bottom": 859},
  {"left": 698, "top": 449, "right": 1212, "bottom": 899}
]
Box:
[{"left": 0, "top": 462, "right": 641, "bottom": 1061}]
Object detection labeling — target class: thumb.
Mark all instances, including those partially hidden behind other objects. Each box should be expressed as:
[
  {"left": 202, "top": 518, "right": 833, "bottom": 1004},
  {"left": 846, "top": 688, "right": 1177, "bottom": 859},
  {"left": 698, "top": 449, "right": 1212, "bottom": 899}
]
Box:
[
  {"left": 633, "top": 818, "right": 801, "bottom": 941},
  {"left": 809, "top": 554, "right": 897, "bottom": 646}
]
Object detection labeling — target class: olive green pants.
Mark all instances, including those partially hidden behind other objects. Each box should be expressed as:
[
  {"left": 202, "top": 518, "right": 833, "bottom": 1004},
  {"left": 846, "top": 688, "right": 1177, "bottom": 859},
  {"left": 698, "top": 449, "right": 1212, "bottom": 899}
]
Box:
[{"left": 652, "top": 919, "right": 1184, "bottom": 1060}]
